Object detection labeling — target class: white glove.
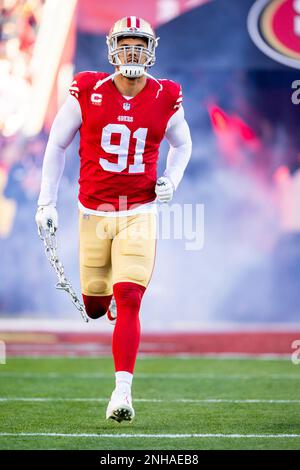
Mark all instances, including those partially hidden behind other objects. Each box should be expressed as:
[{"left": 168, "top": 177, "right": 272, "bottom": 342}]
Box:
[
  {"left": 155, "top": 176, "right": 174, "bottom": 203},
  {"left": 35, "top": 204, "right": 58, "bottom": 234}
]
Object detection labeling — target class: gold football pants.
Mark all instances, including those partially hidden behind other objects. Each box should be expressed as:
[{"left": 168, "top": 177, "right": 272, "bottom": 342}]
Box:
[{"left": 79, "top": 210, "right": 157, "bottom": 296}]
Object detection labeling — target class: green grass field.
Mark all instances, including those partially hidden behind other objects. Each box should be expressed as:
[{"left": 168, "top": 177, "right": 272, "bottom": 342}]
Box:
[{"left": 0, "top": 356, "right": 300, "bottom": 450}]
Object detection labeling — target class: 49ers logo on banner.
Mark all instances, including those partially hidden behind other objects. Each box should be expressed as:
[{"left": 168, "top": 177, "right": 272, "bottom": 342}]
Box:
[{"left": 248, "top": 0, "right": 300, "bottom": 68}]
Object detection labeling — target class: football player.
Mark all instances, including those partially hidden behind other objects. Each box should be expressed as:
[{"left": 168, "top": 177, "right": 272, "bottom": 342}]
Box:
[{"left": 35, "top": 16, "right": 192, "bottom": 423}]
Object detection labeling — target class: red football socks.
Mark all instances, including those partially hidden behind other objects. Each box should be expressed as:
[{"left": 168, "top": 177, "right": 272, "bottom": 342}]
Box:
[
  {"left": 82, "top": 293, "right": 112, "bottom": 319},
  {"left": 112, "top": 282, "right": 146, "bottom": 374}
]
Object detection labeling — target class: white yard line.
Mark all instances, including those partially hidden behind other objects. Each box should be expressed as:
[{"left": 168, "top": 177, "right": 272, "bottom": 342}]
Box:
[
  {"left": 0, "top": 371, "right": 299, "bottom": 379},
  {"left": 0, "top": 397, "right": 299, "bottom": 404},
  {"left": 0, "top": 432, "right": 300, "bottom": 439}
]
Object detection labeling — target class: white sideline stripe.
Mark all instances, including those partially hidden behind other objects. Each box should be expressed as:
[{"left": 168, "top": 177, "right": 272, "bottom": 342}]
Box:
[
  {"left": 1, "top": 372, "right": 300, "bottom": 379},
  {"left": 0, "top": 398, "right": 299, "bottom": 404},
  {"left": 0, "top": 432, "right": 300, "bottom": 439},
  {"left": 1, "top": 317, "right": 300, "bottom": 332}
]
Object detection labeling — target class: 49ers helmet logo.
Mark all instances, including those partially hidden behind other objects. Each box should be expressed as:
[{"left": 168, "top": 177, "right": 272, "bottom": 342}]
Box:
[{"left": 248, "top": 0, "right": 300, "bottom": 69}]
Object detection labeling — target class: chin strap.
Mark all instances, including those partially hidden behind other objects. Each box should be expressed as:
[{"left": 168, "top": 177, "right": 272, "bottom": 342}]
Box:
[
  {"left": 144, "top": 71, "right": 163, "bottom": 98},
  {"left": 93, "top": 69, "right": 163, "bottom": 98},
  {"left": 93, "top": 70, "right": 122, "bottom": 90}
]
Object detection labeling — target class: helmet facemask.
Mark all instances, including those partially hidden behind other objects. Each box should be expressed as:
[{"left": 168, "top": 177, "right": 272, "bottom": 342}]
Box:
[{"left": 106, "top": 17, "right": 158, "bottom": 78}]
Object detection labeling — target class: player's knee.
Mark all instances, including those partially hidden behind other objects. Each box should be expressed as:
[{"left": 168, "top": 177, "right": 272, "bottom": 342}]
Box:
[
  {"left": 84, "top": 278, "right": 109, "bottom": 295},
  {"left": 82, "top": 294, "right": 111, "bottom": 319},
  {"left": 113, "top": 282, "right": 145, "bottom": 313}
]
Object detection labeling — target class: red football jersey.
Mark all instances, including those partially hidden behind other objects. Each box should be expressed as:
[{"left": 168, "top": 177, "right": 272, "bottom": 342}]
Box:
[{"left": 69, "top": 71, "right": 182, "bottom": 211}]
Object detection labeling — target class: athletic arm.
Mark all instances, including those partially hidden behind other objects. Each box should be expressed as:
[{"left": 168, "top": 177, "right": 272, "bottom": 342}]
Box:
[
  {"left": 163, "top": 106, "right": 192, "bottom": 190},
  {"left": 37, "top": 95, "right": 82, "bottom": 206}
]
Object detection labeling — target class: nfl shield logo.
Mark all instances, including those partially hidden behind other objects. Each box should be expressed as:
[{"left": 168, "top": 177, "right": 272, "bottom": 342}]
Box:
[{"left": 123, "top": 102, "right": 131, "bottom": 111}]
